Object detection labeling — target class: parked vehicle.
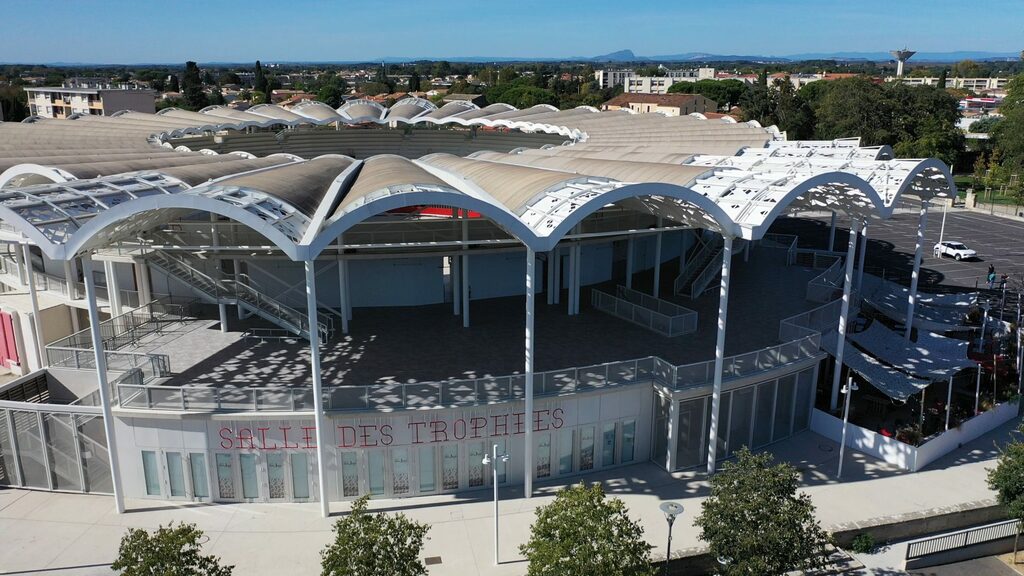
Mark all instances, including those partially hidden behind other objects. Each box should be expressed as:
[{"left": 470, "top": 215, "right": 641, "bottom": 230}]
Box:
[{"left": 933, "top": 241, "right": 977, "bottom": 261}]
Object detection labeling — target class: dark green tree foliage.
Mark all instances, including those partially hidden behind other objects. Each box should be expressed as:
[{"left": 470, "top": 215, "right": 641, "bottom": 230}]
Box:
[
  {"left": 317, "top": 74, "right": 348, "bottom": 108},
  {"left": 408, "top": 70, "right": 421, "bottom": 92},
  {"left": 668, "top": 79, "right": 749, "bottom": 110},
  {"left": 994, "top": 74, "right": 1024, "bottom": 169},
  {"left": 254, "top": 60, "right": 268, "bottom": 95},
  {"left": 520, "top": 482, "right": 655, "bottom": 576},
  {"left": 207, "top": 86, "right": 225, "bottom": 106},
  {"left": 695, "top": 449, "right": 833, "bottom": 576},
  {"left": 168, "top": 74, "right": 180, "bottom": 93},
  {"left": 486, "top": 76, "right": 557, "bottom": 108},
  {"left": 0, "top": 85, "right": 29, "bottom": 121},
  {"left": 219, "top": 72, "right": 241, "bottom": 86},
  {"left": 181, "top": 61, "right": 208, "bottom": 111},
  {"left": 937, "top": 68, "right": 948, "bottom": 90},
  {"left": 987, "top": 424, "right": 1024, "bottom": 555},
  {"left": 320, "top": 495, "right": 430, "bottom": 576},
  {"left": 111, "top": 522, "right": 233, "bottom": 576}
]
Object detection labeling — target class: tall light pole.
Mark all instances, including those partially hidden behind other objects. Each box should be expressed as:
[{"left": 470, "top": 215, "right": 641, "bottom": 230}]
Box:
[
  {"left": 659, "top": 501, "right": 683, "bottom": 575},
  {"left": 837, "top": 375, "right": 859, "bottom": 479},
  {"left": 482, "top": 443, "right": 510, "bottom": 565}
]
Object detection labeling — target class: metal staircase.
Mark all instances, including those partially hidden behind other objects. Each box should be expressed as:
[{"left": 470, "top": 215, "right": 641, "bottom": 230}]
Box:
[
  {"left": 674, "top": 236, "right": 746, "bottom": 299},
  {"left": 147, "top": 250, "right": 331, "bottom": 343}
]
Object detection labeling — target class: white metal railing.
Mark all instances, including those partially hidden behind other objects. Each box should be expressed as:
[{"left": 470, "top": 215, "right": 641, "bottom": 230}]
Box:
[
  {"left": 906, "top": 519, "right": 1021, "bottom": 561},
  {"left": 806, "top": 255, "right": 845, "bottom": 303},
  {"left": 46, "top": 297, "right": 198, "bottom": 352},
  {"left": 761, "top": 233, "right": 799, "bottom": 265},
  {"left": 779, "top": 298, "right": 844, "bottom": 343},
  {"left": 591, "top": 286, "right": 698, "bottom": 336}
]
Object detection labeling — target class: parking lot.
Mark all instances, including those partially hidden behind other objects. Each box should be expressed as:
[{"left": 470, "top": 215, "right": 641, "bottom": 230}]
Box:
[{"left": 773, "top": 208, "right": 1024, "bottom": 292}]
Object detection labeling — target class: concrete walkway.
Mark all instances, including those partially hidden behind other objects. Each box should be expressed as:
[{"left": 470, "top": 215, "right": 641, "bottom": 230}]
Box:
[{"left": 1, "top": 417, "right": 1019, "bottom": 576}]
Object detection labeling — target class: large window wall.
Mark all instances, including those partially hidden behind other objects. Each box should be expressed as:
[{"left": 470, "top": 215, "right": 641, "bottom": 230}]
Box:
[
  {"left": 0, "top": 407, "right": 111, "bottom": 493},
  {"left": 670, "top": 367, "right": 816, "bottom": 470}
]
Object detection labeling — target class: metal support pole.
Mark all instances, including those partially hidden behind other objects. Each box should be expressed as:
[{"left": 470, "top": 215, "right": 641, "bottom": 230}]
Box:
[
  {"left": 945, "top": 377, "right": 953, "bottom": 431},
  {"left": 666, "top": 395, "right": 679, "bottom": 471},
  {"left": 304, "top": 261, "right": 330, "bottom": 518},
  {"left": 218, "top": 303, "right": 229, "bottom": 333},
  {"left": 567, "top": 243, "right": 577, "bottom": 315},
  {"left": 653, "top": 222, "right": 663, "bottom": 298},
  {"left": 546, "top": 249, "right": 555, "bottom": 306},
  {"left": 625, "top": 236, "right": 634, "bottom": 290},
  {"left": 553, "top": 247, "right": 562, "bottom": 305},
  {"left": 22, "top": 243, "right": 45, "bottom": 369},
  {"left": 82, "top": 255, "right": 125, "bottom": 514},
  {"left": 63, "top": 260, "right": 75, "bottom": 299},
  {"left": 706, "top": 236, "right": 734, "bottom": 474},
  {"left": 338, "top": 258, "right": 350, "bottom": 334},
  {"left": 461, "top": 252, "right": 470, "bottom": 327},
  {"left": 975, "top": 365, "right": 983, "bottom": 415},
  {"left": 524, "top": 248, "right": 535, "bottom": 498},
  {"left": 830, "top": 219, "right": 860, "bottom": 411},
  {"left": 828, "top": 211, "right": 837, "bottom": 252},
  {"left": 837, "top": 376, "right": 858, "bottom": 479},
  {"left": 104, "top": 260, "right": 123, "bottom": 317},
  {"left": 905, "top": 202, "right": 930, "bottom": 340},
  {"left": 856, "top": 221, "right": 868, "bottom": 294},
  {"left": 938, "top": 200, "right": 948, "bottom": 245},
  {"left": 452, "top": 255, "right": 461, "bottom": 316},
  {"left": 13, "top": 243, "right": 26, "bottom": 286},
  {"left": 573, "top": 243, "right": 582, "bottom": 315}
]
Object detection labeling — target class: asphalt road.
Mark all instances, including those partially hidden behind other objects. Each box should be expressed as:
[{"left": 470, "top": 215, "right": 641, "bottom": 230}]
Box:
[
  {"left": 908, "top": 556, "right": 1019, "bottom": 575},
  {"left": 772, "top": 209, "right": 1024, "bottom": 292}
]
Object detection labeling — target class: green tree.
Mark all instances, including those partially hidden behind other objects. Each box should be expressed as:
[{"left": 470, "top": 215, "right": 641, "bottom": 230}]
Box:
[
  {"left": 970, "top": 116, "right": 1003, "bottom": 133},
  {"left": 168, "top": 74, "right": 180, "bottom": 93},
  {"left": 320, "top": 495, "right": 430, "bottom": 576},
  {"left": 937, "top": 68, "right": 948, "bottom": 90},
  {"left": 520, "top": 482, "right": 654, "bottom": 576},
  {"left": 994, "top": 74, "right": 1024, "bottom": 169},
  {"left": 695, "top": 449, "right": 832, "bottom": 576},
  {"left": 254, "top": 60, "right": 268, "bottom": 95},
  {"left": 408, "top": 70, "right": 421, "bottom": 92},
  {"left": 0, "top": 85, "right": 29, "bottom": 121},
  {"left": 181, "top": 61, "right": 209, "bottom": 111},
  {"left": 669, "top": 79, "right": 749, "bottom": 110},
  {"left": 952, "top": 59, "right": 986, "bottom": 78},
  {"left": 111, "top": 522, "right": 232, "bottom": 576},
  {"left": 987, "top": 424, "right": 1024, "bottom": 556},
  {"left": 492, "top": 86, "right": 558, "bottom": 108},
  {"left": 219, "top": 71, "right": 241, "bottom": 86}
]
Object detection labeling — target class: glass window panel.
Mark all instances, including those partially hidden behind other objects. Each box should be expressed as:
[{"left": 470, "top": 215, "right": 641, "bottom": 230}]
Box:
[
  {"left": 558, "top": 429, "right": 574, "bottom": 475},
  {"left": 44, "top": 413, "right": 82, "bottom": 491},
  {"left": 291, "top": 453, "right": 309, "bottom": 499},
  {"left": 579, "top": 427, "right": 595, "bottom": 471},
  {"left": 442, "top": 445, "right": 459, "bottom": 490},
  {"left": 794, "top": 370, "right": 814, "bottom": 432},
  {"left": 216, "top": 454, "right": 235, "bottom": 499},
  {"left": 166, "top": 452, "right": 185, "bottom": 497},
  {"left": 652, "top": 394, "right": 669, "bottom": 467},
  {"left": 142, "top": 451, "right": 160, "bottom": 496},
  {"left": 715, "top": 393, "right": 731, "bottom": 461},
  {"left": 728, "top": 387, "right": 756, "bottom": 456},
  {"left": 621, "top": 420, "right": 636, "bottom": 463},
  {"left": 266, "top": 452, "right": 286, "bottom": 499},
  {"left": 774, "top": 375, "right": 797, "bottom": 442},
  {"left": 392, "top": 448, "right": 410, "bottom": 495},
  {"left": 675, "top": 398, "right": 705, "bottom": 469},
  {"left": 368, "top": 451, "right": 384, "bottom": 496},
  {"left": 0, "top": 411, "right": 14, "bottom": 486},
  {"left": 752, "top": 381, "right": 776, "bottom": 448},
  {"left": 418, "top": 446, "right": 436, "bottom": 493},
  {"left": 468, "top": 442, "right": 485, "bottom": 487},
  {"left": 602, "top": 422, "right": 616, "bottom": 467},
  {"left": 239, "top": 454, "right": 258, "bottom": 499},
  {"left": 536, "top": 435, "right": 551, "bottom": 478},
  {"left": 76, "top": 415, "right": 111, "bottom": 493},
  {"left": 13, "top": 411, "right": 47, "bottom": 488},
  {"left": 341, "top": 452, "right": 359, "bottom": 497},
  {"left": 189, "top": 453, "right": 209, "bottom": 498}
]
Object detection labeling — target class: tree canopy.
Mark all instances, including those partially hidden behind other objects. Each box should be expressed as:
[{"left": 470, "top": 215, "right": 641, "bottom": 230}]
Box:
[
  {"left": 320, "top": 495, "right": 430, "bottom": 576},
  {"left": 111, "top": 522, "right": 233, "bottom": 576},
  {"left": 519, "top": 482, "right": 654, "bottom": 576},
  {"left": 993, "top": 74, "right": 1024, "bottom": 170},
  {"left": 695, "top": 448, "right": 832, "bottom": 576},
  {"left": 988, "top": 424, "right": 1024, "bottom": 523},
  {"left": 668, "top": 79, "right": 748, "bottom": 110},
  {"left": 181, "top": 61, "right": 208, "bottom": 111}
]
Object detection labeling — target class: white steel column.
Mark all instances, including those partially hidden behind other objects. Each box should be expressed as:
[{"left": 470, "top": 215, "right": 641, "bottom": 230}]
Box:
[
  {"left": 461, "top": 252, "right": 470, "bottom": 327},
  {"left": 666, "top": 395, "right": 679, "bottom": 471},
  {"left": 705, "top": 235, "right": 734, "bottom": 474},
  {"left": 573, "top": 243, "right": 582, "bottom": 315},
  {"left": 625, "top": 237, "right": 634, "bottom": 289},
  {"left": 13, "top": 243, "right": 26, "bottom": 285},
  {"left": 137, "top": 261, "right": 152, "bottom": 306},
  {"left": 63, "top": 260, "right": 75, "bottom": 299},
  {"left": 904, "top": 202, "right": 929, "bottom": 340},
  {"left": 828, "top": 211, "right": 837, "bottom": 252},
  {"left": 567, "top": 243, "right": 577, "bottom": 315},
  {"left": 218, "top": 303, "right": 229, "bottom": 333},
  {"left": 337, "top": 258, "right": 350, "bottom": 334},
  {"left": 82, "top": 255, "right": 125, "bottom": 513},
  {"left": 830, "top": 219, "right": 861, "bottom": 411},
  {"left": 653, "top": 221, "right": 664, "bottom": 298},
  {"left": 524, "top": 248, "right": 535, "bottom": 497},
  {"left": 546, "top": 250, "right": 556, "bottom": 306},
  {"left": 304, "top": 261, "right": 330, "bottom": 518},
  {"left": 22, "top": 244, "right": 45, "bottom": 369},
  {"left": 855, "top": 221, "right": 868, "bottom": 294},
  {"left": 452, "top": 255, "right": 461, "bottom": 316},
  {"left": 552, "top": 247, "right": 561, "bottom": 305},
  {"left": 104, "top": 260, "right": 123, "bottom": 317}
]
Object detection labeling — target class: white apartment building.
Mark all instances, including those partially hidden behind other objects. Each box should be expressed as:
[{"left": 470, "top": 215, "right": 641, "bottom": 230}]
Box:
[
  {"left": 599, "top": 67, "right": 716, "bottom": 91},
  {"left": 25, "top": 84, "right": 156, "bottom": 119},
  {"left": 888, "top": 76, "right": 1010, "bottom": 92}
]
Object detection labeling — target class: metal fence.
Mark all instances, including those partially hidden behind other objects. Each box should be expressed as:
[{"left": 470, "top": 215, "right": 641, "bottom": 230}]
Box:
[
  {"left": 591, "top": 286, "right": 698, "bottom": 336},
  {"left": 46, "top": 298, "right": 199, "bottom": 352},
  {"left": 906, "top": 519, "right": 1021, "bottom": 561},
  {"left": 761, "top": 233, "right": 799, "bottom": 265}
]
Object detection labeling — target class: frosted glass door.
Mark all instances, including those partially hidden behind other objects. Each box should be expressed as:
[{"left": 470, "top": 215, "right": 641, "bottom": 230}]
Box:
[
  {"left": 291, "top": 453, "right": 310, "bottom": 499},
  {"left": 166, "top": 452, "right": 186, "bottom": 497},
  {"left": 368, "top": 451, "right": 384, "bottom": 496},
  {"left": 340, "top": 452, "right": 359, "bottom": 497},
  {"left": 418, "top": 446, "right": 436, "bottom": 493},
  {"left": 142, "top": 451, "right": 160, "bottom": 496},
  {"left": 442, "top": 445, "right": 459, "bottom": 490},
  {"left": 468, "top": 443, "right": 485, "bottom": 487},
  {"left": 579, "top": 427, "right": 595, "bottom": 471},
  {"left": 189, "top": 453, "right": 209, "bottom": 499},
  {"left": 239, "top": 454, "right": 258, "bottom": 499},
  {"left": 536, "top": 435, "right": 551, "bottom": 478},
  {"left": 392, "top": 448, "right": 410, "bottom": 495},
  {"left": 266, "top": 452, "right": 286, "bottom": 499},
  {"left": 215, "top": 454, "right": 235, "bottom": 499}
]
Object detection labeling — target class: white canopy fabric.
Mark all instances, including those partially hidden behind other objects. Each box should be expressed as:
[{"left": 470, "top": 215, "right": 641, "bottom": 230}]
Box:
[
  {"left": 849, "top": 321, "right": 976, "bottom": 381},
  {"left": 822, "top": 330, "right": 932, "bottom": 402}
]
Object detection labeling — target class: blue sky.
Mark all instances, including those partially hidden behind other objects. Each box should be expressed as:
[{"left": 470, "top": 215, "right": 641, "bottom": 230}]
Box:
[{"left": 2, "top": 0, "right": 1021, "bottom": 63}]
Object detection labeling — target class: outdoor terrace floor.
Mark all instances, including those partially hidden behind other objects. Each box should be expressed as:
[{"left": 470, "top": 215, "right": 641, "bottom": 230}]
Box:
[{"left": 127, "top": 244, "right": 821, "bottom": 389}]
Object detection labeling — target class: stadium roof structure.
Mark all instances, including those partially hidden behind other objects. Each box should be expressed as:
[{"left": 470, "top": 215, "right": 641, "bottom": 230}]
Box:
[{"left": 0, "top": 99, "right": 955, "bottom": 261}]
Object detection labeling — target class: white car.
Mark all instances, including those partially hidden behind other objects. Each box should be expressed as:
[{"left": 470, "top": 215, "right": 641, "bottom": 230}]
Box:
[{"left": 933, "top": 241, "right": 977, "bottom": 261}]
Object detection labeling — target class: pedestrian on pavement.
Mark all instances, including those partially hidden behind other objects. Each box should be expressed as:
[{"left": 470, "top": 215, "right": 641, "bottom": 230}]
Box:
[
  {"left": 1000, "top": 273, "right": 1008, "bottom": 290},
  {"left": 988, "top": 270, "right": 997, "bottom": 289},
  {"left": 989, "top": 264, "right": 996, "bottom": 276}
]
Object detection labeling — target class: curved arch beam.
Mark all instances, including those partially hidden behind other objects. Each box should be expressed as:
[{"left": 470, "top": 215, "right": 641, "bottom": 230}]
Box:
[
  {"left": 538, "top": 182, "right": 741, "bottom": 252},
  {"left": 750, "top": 172, "right": 894, "bottom": 239},
  {"left": 307, "top": 188, "right": 541, "bottom": 257},
  {"left": 64, "top": 194, "right": 303, "bottom": 260},
  {"left": 0, "top": 164, "right": 77, "bottom": 189}
]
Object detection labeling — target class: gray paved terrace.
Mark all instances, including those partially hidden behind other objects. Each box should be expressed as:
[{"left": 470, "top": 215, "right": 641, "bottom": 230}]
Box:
[{"left": 127, "top": 245, "right": 820, "bottom": 389}]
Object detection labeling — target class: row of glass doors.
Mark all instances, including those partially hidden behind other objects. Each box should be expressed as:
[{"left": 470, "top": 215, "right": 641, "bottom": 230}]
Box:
[{"left": 141, "top": 450, "right": 314, "bottom": 502}]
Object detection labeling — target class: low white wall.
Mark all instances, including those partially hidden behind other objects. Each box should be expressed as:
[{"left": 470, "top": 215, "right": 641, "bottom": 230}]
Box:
[
  {"left": 811, "top": 409, "right": 916, "bottom": 470},
  {"left": 915, "top": 402, "right": 1019, "bottom": 470}
]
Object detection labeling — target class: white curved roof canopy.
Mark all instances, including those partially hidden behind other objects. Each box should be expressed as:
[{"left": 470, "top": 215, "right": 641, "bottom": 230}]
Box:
[{"left": 0, "top": 100, "right": 956, "bottom": 261}]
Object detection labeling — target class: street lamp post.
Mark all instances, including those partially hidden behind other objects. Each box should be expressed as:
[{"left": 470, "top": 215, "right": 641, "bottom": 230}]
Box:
[
  {"left": 482, "top": 443, "right": 510, "bottom": 566},
  {"left": 837, "top": 375, "right": 859, "bottom": 479},
  {"left": 659, "top": 501, "right": 683, "bottom": 575}
]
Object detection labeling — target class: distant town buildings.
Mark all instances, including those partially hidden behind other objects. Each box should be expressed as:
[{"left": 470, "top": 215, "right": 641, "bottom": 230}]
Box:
[
  {"left": 601, "top": 93, "right": 715, "bottom": 116},
  {"left": 24, "top": 80, "right": 155, "bottom": 119},
  {"left": 888, "top": 76, "right": 1009, "bottom": 93},
  {"left": 599, "top": 67, "right": 716, "bottom": 90}
]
